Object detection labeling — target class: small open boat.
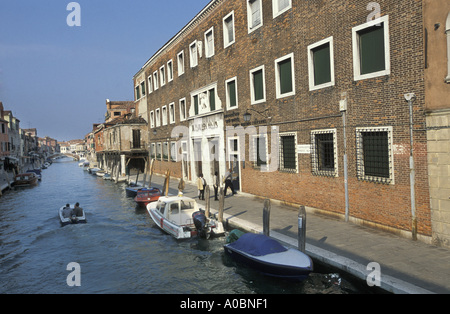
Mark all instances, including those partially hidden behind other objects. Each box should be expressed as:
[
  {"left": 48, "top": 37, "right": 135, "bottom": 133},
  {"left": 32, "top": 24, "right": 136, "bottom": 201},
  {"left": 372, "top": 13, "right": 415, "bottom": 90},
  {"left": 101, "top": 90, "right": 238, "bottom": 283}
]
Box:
[
  {"left": 147, "top": 196, "right": 222, "bottom": 240},
  {"left": 13, "top": 173, "right": 38, "bottom": 187},
  {"left": 224, "top": 231, "right": 313, "bottom": 281},
  {"left": 59, "top": 205, "right": 87, "bottom": 226},
  {"left": 134, "top": 187, "right": 161, "bottom": 207},
  {"left": 26, "top": 169, "right": 42, "bottom": 181}
]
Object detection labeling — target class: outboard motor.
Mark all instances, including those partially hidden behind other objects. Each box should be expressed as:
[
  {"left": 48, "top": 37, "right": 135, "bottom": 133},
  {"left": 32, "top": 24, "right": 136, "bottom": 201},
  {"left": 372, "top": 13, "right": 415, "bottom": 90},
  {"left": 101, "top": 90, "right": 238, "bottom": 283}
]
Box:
[{"left": 192, "top": 211, "right": 211, "bottom": 239}]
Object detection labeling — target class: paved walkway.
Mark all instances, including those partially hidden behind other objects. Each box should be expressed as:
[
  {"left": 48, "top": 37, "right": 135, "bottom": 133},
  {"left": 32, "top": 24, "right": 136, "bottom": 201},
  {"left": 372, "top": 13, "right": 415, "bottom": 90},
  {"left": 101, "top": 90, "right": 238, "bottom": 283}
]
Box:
[{"left": 130, "top": 173, "right": 450, "bottom": 294}]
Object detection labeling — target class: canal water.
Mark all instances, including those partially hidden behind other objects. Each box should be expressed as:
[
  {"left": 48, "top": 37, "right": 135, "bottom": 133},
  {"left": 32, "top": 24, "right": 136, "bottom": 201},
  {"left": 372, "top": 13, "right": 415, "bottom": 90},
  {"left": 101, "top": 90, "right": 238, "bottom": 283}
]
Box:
[{"left": 0, "top": 157, "right": 368, "bottom": 294}]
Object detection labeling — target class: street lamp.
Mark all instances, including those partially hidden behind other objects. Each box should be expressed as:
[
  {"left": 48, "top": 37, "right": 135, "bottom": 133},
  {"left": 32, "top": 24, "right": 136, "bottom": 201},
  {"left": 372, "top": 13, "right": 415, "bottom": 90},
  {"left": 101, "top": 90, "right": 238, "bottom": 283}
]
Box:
[{"left": 242, "top": 108, "right": 270, "bottom": 122}]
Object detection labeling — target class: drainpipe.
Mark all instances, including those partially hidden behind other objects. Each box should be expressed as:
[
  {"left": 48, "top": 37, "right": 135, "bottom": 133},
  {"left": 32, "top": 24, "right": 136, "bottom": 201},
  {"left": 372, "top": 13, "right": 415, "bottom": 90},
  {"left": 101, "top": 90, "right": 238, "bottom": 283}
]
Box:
[
  {"left": 405, "top": 93, "right": 417, "bottom": 241},
  {"left": 340, "top": 93, "right": 349, "bottom": 222}
]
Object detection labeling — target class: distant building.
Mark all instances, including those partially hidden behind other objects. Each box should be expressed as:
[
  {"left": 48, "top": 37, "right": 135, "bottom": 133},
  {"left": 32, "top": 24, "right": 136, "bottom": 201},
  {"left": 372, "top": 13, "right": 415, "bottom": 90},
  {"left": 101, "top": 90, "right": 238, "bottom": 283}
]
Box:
[{"left": 0, "top": 102, "right": 9, "bottom": 158}]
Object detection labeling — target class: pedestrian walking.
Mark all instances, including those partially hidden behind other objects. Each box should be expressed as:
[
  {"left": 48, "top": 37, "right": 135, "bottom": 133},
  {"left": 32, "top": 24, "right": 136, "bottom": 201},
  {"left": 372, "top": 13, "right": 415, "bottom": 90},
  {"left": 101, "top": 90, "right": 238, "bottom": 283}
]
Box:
[
  {"left": 224, "top": 168, "right": 235, "bottom": 196},
  {"left": 213, "top": 171, "right": 219, "bottom": 201},
  {"left": 197, "top": 174, "right": 206, "bottom": 200}
]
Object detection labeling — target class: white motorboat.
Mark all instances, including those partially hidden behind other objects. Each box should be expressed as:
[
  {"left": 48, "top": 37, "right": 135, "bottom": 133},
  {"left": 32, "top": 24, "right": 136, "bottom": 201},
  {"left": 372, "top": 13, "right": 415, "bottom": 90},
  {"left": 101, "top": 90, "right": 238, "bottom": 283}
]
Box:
[
  {"left": 147, "top": 196, "right": 223, "bottom": 240},
  {"left": 59, "top": 205, "right": 87, "bottom": 226}
]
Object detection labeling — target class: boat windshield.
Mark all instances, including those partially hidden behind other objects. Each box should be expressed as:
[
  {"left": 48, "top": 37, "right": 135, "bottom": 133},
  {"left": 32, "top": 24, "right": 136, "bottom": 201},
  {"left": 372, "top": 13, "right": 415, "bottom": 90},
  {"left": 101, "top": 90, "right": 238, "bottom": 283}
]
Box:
[
  {"left": 157, "top": 202, "right": 166, "bottom": 214},
  {"left": 180, "top": 200, "right": 195, "bottom": 210}
]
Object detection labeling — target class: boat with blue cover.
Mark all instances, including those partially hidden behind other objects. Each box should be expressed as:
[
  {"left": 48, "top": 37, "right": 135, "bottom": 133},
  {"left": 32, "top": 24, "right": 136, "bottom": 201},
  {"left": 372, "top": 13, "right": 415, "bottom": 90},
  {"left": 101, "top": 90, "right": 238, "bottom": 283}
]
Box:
[{"left": 224, "top": 231, "right": 313, "bottom": 281}]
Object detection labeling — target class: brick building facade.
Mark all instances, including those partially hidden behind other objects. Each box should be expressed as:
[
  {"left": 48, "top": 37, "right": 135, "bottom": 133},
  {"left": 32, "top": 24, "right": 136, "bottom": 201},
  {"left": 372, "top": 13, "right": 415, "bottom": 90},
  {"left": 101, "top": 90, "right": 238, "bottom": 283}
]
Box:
[
  {"left": 134, "top": 0, "right": 433, "bottom": 242},
  {"left": 424, "top": 0, "right": 450, "bottom": 247}
]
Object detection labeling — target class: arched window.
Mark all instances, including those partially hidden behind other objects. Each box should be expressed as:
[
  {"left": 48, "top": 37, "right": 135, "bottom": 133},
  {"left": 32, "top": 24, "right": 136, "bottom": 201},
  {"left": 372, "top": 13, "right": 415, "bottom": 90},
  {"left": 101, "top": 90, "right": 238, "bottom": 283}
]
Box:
[{"left": 446, "top": 12, "right": 450, "bottom": 83}]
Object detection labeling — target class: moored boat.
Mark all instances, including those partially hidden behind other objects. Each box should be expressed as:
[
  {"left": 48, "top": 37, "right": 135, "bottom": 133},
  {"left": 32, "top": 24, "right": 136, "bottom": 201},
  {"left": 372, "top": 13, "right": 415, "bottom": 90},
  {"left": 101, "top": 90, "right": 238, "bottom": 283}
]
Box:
[
  {"left": 224, "top": 231, "right": 313, "bottom": 281},
  {"left": 59, "top": 205, "right": 87, "bottom": 226},
  {"left": 147, "top": 196, "right": 222, "bottom": 240},
  {"left": 125, "top": 184, "right": 144, "bottom": 197},
  {"left": 134, "top": 187, "right": 161, "bottom": 207},
  {"left": 26, "top": 169, "right": 42, "bottom": 181},
  {"left": 13, "top": 173, "right": 38, "bottom": 187}
]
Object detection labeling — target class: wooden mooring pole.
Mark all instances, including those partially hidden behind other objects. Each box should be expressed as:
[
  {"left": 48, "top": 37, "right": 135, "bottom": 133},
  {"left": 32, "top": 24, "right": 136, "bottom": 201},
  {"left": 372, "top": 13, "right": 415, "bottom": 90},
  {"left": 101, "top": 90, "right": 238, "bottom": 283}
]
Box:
[
  {"left": 205, "top": 185, "right": 210, "bottom": 217},
  {"left": 263, "top": 199, "right": 271, "bottom": 236},
  {"left": 218, "top": 187, "right": 224, "bottom": 223},
  {"left": 298, "top": 205, "right": 307, "bottom": 252}
]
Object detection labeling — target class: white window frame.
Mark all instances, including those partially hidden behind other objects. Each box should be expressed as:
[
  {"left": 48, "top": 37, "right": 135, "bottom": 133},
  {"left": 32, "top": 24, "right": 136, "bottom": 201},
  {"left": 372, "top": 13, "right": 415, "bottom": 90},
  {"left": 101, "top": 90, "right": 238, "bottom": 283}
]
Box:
[
  {"left": 169, "top": 102, "right": 175, "bottom": 124},
  {"left": 311, "top": 129, "right": 338, "bottom": 177},
  {"left": 190, "top": 40, "right": 198, "bottom": 68},
  {"left": 179, "top": 98, "right": 187, "bottom": 121},
  {"left": 155, "top": 108, "right": 161, "bottom": 127},
  {"left": 252, "top": 133, "right": 269, "bottom": 171},
  {"left": 247, "top": 0, "right": 263, "bottom": 33},
  {"left": 308, "top": 37, "right": 335, "bottom": 91},
  {"left": 177, "top": 51, "right": 185, "bottom": 76},
  {"left": 153, "top": 71, "right": 159, "bottom": 91},
  {"left": 150, "top": 143, "right": 156, "bottom": 159},
  {"left": 204, "top": 27, "right": 215, "bottom": 58},
  {"left": 272, "top": 0, "right": 292, "bottom": 19},
  {"left": 275, "top": 52, "right": 296, "bottom": 99},
  {"left": 147, "top": 75, "right": 153, "bottom": 94},
  {"left": 223, "top": 11, "right": 236, "bottom": 48},
  {"left": 170, "top": 142, "right": 177, "bottom": 162},
  {"left": 352, "top": 15, "right": 390, "bottom": 81},
  {"left": 446, "top": 12, "right": 450, "bottom": 83},
  {"left": 279, "top": 132, "right": 298, "bottom": 173},
  {"left": 156, "top": 142, "right": 162, "bottom": 160},
  {"left": 355, "top": 126, "right": 394, "bottom": 184},
  {"left": 159, "top": 65, "right": 166, "bottom": 87},
  {"left": 162, "top": 105, "right": 168, "bottom": 126},
  {"left": 167, "top": 60, "right": 173, "bottom": 83},
  {"left": 250, "top": 65, "right": 266, "bottom": 105},
  {"left": 150, "top": 110, "right": 155, "bottom": 128},
  {"left": 225, "top": 76, "right": 239, "bottom": 110}
]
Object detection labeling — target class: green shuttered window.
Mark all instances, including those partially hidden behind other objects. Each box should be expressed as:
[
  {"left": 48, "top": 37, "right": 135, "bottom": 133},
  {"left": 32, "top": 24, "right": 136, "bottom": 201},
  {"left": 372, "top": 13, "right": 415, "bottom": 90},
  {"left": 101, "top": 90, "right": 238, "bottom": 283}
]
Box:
[
  {"left": 359, "top": 24, "right": 385, "bottom": 75},
  {"left": 313, "top": 43, "right": 331, "bottom": 86}
]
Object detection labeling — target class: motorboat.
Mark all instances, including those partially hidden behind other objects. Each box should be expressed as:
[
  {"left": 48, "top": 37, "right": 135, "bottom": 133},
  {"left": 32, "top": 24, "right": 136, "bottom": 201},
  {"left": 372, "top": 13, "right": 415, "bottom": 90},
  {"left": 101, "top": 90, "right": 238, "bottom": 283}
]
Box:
[
  {"left": 96, "top": 170, "right": 106, "bottom": 177},
  {"left": 147, "top": 196, "right": 222, "bottom": 240},
  {"left": 134, "top": 187, "right": 161, "bottom": 207},
  {"left": 13, "top": 173, "right": 38, "bottom": 187},
  {"left": 26, "top": 169, "right": 42, "bottom": 181},
  {"left": 88, "top": 167, "right": 101, "bottom": 175},
  {"left": 59, "top": 205, "right": 87, "bottom": 226},
  {"left": 224, "top": 231, "right": 313, "bottom": 281},
  {"left": 103, "top": 173, "right": 112, "bottom": 180},
  {"left": 125, "top": 184, "right": 144, "bottom": 197}
]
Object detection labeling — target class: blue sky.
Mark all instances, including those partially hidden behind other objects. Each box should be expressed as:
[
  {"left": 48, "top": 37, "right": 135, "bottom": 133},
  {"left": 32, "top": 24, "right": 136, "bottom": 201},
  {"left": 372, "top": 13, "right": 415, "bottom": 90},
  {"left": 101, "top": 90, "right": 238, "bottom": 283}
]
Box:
[{"left": 0, "top": 0, "right": 210, "bottom": 141}]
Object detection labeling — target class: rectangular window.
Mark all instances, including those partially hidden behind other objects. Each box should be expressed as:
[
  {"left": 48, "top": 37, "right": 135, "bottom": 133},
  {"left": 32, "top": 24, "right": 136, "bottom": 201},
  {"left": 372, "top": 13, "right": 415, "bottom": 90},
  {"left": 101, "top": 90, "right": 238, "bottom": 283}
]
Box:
[
  {"left": 167, "top": 60, "right": 173, "bottom": 82},
  {"left": 205, "top": 27, "right": 215, "bottom": 58},
  {"left": 153, "top": 71, "right": 159, "bottom": 90},
  {"left": 190, "top": 41, "right": 198, "bottom": 68},
  {"left": 150, "top": 110, "right": 155, "bottom": 128},
  {"left": 156, "top": 142, "right": 162, "bottom": 159},
  {"left": 148, "top": 75, "right": 153, "bottom": 94},
  {"left": 250, "top": 65, "right": 266, "bottom": 104},
  {"left": 247, "top": 0, "right": 263, "bottom": 32},
  {"left": 140, "top": 81, "right": 146, "bottom": 96},
  {"left": 169, "top": 103, "right": 175, "bottom": 124},
  {"left": 226, "top": 77, "right": 238, "bottom": 109},
  {"left": 160, "top": 65, "right": 166, "bottom": 87},
  {"left": 252, "top": 135, "right": 268, "bottom": 168},
  {"left": 163, "top": 142, "right": 169, "bottom": 161},
  {"left": 275, "top": 53, "right": 295, "bottom": 98},
  {"left": 150, "top": 143, "right": 156, "bottom": 159},
  {"left": 352, "top": 16, "right": 390, "bottom": 81},
  {"left": 308, "top": 37, "right": 335, "bottom": 90},
  {"left": 162, "top": 106, "right": 168, "bottom": 126},
  {"left": 193, "top": 95, "right": 199, "bottom": 115},
  {"left": 273, "top": 0, "right": 291, "bottom": 18},
  {"left": 135, "top": 85, "right": 141, "bottom": 100},
  {"left": 177, "top": 51, "right": 185, "bottom": 76},
  {"left": 155, "top": 108, "right": 161, "bottom": 127},
  {"left": 179, "top": 98, "right": 187, "bottom": 121},
  {"left": 311, "top": 129, "right": 338, "bottom": 177},
  {"left": 280, "top": 133, "right": 297, "bottom": 172},
  {"left": 209, "top": 88, "right": 216, "bottom": 111},
  {"left": 223, "top": 12, "right": 235, "bottom": 48},
  {"left": 356, "top": 126, "right": 394, "bottom": 184},
  {"left": 170, "top": 142, "right": 177, "bottom": 162}
]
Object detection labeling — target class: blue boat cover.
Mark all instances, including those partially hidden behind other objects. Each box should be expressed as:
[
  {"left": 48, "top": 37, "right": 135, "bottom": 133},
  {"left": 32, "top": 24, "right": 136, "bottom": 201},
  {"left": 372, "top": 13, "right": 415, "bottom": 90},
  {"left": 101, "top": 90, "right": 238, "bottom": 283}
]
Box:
[{"left": 228, "top": 233, "right": 287, "bottom": 256}]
